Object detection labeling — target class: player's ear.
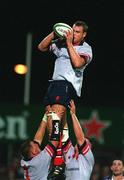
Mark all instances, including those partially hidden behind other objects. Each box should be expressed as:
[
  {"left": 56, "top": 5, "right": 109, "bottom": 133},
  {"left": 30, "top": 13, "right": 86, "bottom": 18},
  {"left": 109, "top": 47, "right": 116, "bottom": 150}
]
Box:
[
  {"left": 110, "top": 165, "right": 113, "bottom": 171},
  {"left": 83, "top": 32, "right": 87, "bottom": 38},
  {"left": 123, "top": 166, "right": 124, "bottom": 171}
]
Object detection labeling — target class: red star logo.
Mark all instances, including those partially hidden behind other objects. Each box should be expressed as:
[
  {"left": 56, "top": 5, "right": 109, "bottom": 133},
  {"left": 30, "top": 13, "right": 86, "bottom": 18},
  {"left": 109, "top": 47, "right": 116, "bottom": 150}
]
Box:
[{"left": 80, "top": 111, "right": 111, "bottom": 144}]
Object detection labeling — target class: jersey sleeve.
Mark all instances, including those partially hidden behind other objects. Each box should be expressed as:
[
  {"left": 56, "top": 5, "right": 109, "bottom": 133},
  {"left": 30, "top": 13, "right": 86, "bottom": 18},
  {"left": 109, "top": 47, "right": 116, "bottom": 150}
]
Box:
[
  {"left": 78, "top": 44, "right": 93, "bottom": 65},
  {"left": 49, "top": 43, "right": 59, "bottom": 57},
  {"left": 44, "top": 141, "right": 56, "bottom": 158},
  {"left": 78, "top": 140, "right": 94, "bottom": 166}
]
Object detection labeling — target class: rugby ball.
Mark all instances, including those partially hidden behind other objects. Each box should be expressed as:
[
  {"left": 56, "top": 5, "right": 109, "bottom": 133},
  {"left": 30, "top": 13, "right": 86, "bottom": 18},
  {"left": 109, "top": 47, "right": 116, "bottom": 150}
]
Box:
[{"left": 53, "top": 23, "right": 72, "bottom": 38}]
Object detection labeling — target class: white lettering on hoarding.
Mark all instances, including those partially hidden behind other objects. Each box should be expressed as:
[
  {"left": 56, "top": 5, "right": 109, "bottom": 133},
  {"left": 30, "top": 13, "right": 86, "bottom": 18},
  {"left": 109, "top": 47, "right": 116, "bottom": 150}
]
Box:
[{"left": 0, "top": 111, "right": 29, "bottom": 140}]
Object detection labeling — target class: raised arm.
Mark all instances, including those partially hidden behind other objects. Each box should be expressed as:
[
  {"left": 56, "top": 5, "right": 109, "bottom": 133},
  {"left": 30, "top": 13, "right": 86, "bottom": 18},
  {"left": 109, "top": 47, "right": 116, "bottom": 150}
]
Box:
[
  {"left": 33, "top": 111, "right": 60, "bottom": 148},
  {"left": 38, "top": 32, "right": 55, "bottom": 52},
  {"left": 64, "top": 30, "right": 86, "bottom": 68},
  {"left": 33, "top": 113, "right": 48, "bottom": 145},
  {"left": 69, "top": 100, "right": 85, "bottom": 146}
]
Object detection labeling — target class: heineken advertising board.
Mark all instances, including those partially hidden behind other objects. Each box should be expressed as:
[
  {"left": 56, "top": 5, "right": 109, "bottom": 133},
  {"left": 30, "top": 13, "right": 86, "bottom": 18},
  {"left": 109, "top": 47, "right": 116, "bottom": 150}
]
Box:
[{"left": 0, "top": 104, "right": 123, "bottom": 148}]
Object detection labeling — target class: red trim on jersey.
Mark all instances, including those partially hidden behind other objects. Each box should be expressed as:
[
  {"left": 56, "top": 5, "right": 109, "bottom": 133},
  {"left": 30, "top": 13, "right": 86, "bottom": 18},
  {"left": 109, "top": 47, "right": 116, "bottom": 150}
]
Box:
[
  {"left": 81, "top": 142, "right": 90, "bottom": 155},
  {"left": 79, "top": 53, "right": 91, "bottom": 64},
  {"left": 62, "top": 139, "right": 72, "bottom": 153},
  {"left": 56, "top": 148, "right": 62, "bottom": 156},
  {"left": 53, "top": 132, "right": 65, "bottom": 166},
  {"left": 45, "top": 144, "right": 55, "bottom": 157},
  {"left": 79, "top": 53, "right": 91, "bottom": 59},
  {"left": 53, "top": 156, "right": 65, "bottom": 166},
  {"left": 23, "top": 166, "right": 30, "bottom": 180}
]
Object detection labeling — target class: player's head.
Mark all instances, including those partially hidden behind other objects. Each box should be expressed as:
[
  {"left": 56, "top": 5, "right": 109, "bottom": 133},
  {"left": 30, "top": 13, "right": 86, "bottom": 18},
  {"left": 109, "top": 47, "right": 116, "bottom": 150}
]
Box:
[
  {"left": 110, "top": 158, "right": 124, "bottom": 176},
  {"left": 72, "top": 20, "right": 88, "bottom": 45},
  {"left": 20, "top": 139, "right": 41, "bottom": 160}
]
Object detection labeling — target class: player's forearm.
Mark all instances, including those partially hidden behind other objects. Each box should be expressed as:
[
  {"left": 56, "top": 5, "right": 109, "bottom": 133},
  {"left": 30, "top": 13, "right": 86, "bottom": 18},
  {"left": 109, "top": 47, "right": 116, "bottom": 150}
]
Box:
[
  {"left": 33, "top": 120, "right": 47, "bottom": 145},
  {"left": 67, "top": 44, "right": 85, "bottom": 68},
  {"left": 71, "top": 113, "right": 85, "bottom": 145},
  {"left": 38, "top": 32, "right": 55, "bottom": 52}
]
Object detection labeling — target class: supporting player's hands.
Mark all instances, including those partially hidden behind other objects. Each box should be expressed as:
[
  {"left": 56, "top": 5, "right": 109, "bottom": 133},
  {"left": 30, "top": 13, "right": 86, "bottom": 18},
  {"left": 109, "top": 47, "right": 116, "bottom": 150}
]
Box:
[{"left": 68, "top": 100, "right": 76, "bottom": 115}]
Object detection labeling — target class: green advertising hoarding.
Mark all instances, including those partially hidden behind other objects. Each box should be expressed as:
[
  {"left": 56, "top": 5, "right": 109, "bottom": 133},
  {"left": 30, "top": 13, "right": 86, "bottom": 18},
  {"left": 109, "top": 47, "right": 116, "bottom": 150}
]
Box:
[{"left": 0, "top": 104, "right": 123, "bottom": 148}]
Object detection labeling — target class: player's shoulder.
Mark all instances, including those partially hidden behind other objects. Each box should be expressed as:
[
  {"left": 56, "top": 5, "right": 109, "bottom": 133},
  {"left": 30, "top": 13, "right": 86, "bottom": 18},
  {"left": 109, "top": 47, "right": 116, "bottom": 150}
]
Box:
[
  {"left": 82, "top": 41, "right": 92, "bottom": 49},
  {"left": 77, "top": 41, "right": 92, "bottom": 54}
]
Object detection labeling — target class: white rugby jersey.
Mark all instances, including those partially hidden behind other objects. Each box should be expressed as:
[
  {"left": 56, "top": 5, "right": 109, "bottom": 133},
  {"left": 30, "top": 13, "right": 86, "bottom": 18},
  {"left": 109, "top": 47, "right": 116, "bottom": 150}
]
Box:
[
  {"left": 63, "top": 139, "right": 94, "bottom": 180},
  {"left": 20, "top": 143, "right": 56, "bottom": 180},
  {"left": 50, "top": 42, "right": 93, "bottom": 97}
]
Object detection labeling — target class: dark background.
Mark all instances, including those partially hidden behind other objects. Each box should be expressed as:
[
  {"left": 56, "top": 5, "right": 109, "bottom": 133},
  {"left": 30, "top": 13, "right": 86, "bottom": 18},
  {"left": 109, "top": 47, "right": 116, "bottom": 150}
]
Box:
[
  {"left": 0, "top": 0, "right": 123, "bottom": 108},
  {"left": 0, "top": 2, "right": 123, "bottom": 179}
]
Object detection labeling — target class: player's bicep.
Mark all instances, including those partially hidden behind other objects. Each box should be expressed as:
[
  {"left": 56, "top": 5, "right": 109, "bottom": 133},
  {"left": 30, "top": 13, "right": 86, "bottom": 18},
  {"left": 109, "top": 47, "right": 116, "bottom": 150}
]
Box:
[
  {"left": 79, "top": 55, "right": 87, "bottom": 66},
  {"left": 78, "top": 46, "right": 93, "bottom": 65},
  {"left": 79, "top": 53, "right": 92, "bottom": 66}
]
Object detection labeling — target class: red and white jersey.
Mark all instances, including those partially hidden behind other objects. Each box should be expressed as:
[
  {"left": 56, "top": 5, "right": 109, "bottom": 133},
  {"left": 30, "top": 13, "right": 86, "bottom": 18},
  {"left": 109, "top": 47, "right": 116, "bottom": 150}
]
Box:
[
  {"left": 63, "top": 139, "right": 94, "bottom": 180},
  {"left": 20, "top": 143, "right": 56, "bottom": 180},
  {"left": 50, "top": 42, "right": 92, "bottom": 97}
]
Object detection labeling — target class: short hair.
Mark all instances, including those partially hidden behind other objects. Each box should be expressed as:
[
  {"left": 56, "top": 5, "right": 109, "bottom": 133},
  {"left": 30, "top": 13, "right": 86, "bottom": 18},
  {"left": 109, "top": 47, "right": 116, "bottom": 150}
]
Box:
[
  {"left": 73, "top": 20, "right": 88, "bottom": 33},
  {"left": 111, "top": 157, "right": 124, "bottom": 166},
  {"left": 19, "top": 139, "right": 32, "bottom": 160}
]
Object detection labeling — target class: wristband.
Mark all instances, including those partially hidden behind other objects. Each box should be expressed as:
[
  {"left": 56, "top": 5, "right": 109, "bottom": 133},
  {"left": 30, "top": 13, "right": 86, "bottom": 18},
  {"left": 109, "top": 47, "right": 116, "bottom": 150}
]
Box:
[{"left": 42, "top": 114, "right": 47, "bottom": 123}]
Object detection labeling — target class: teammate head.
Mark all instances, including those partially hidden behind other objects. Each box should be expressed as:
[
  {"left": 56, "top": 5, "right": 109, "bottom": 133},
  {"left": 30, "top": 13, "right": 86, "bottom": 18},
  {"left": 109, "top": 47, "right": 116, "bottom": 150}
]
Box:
[
  {"left": 20, "top": 139, "right": 41, "bottom": 160},
  {"left": 72, "top": 20, "right": 88, "bottom": 45},
  {"left": 110, "top": 158, "right": 124, "bottom": 176}
]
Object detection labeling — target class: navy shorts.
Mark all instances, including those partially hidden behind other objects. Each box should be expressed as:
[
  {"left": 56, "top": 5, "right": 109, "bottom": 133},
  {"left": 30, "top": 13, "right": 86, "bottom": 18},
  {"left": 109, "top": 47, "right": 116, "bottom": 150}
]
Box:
[{"left": 43, "top": 80, "right": 77, "bottom": 108}]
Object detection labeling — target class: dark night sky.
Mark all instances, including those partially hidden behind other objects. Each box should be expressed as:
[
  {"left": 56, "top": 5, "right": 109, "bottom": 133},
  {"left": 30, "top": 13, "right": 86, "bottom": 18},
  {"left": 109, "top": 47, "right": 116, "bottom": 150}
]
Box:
[{"left": 0, "top": 0, "right": 123, "bottom": 107}]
